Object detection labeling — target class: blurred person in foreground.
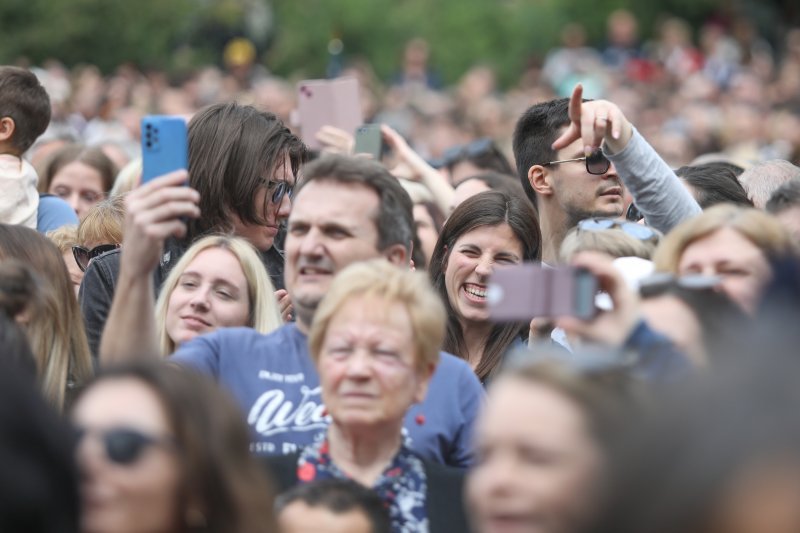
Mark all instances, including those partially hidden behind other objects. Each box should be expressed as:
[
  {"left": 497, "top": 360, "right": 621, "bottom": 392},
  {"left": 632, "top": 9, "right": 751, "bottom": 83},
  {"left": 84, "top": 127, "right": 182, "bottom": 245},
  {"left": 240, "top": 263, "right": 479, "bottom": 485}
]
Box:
[
  {"left": 265, "top": 259, "right": 467, "bottom": 532},
  {"left": 766, "top": 179, "right": 800, "bottom": 244},
  {"left": 467, "top": 353, "right": 637, "bottom": 533},
  {"left": 72, "top": 362, "right": 276, "bottom": 533},
  {"left": 276, "top": 479, "right": 390, "bottom": 533}
]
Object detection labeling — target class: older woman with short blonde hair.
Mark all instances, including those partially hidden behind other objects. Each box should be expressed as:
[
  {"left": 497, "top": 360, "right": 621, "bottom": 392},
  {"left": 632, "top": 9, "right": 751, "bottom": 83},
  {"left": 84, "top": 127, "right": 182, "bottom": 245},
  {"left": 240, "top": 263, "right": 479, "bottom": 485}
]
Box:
[
  {"left": 268, "top": 259, "right": 468, "bottom": 532},
  {"left": 653, "top": 204, "right": 798, "bottom": 314}
]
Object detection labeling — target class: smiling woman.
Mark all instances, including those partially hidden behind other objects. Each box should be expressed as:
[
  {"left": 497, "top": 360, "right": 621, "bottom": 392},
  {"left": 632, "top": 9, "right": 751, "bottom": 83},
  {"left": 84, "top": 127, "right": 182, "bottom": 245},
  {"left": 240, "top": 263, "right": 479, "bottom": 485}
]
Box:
[
  {"left": 428, "top": 191, "right": 542, "bottom": 381},
  {"left": 154, "top": 235, "right": 283, "bottom": 355}
]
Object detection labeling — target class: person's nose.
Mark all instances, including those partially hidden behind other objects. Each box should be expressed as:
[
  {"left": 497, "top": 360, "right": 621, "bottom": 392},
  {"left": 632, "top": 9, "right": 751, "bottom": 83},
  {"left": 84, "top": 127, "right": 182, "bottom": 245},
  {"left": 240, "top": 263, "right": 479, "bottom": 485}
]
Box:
[
  {"left": 344, "top": 350, "right": 372, "bottom": 378},
  {"left": 189, "top": 286, "right": 211, "bottom": 311},
  {"left": 474, "top": 255, "right": 493, "bottom": 278},
  {"left": 603, "top": 161, "right": 620, "bottom": 180},
  {"left": 479, "top": 452, "right": 517, "bottom": 497},
  {"left": 298, "top": 227, "right": 324, "bottom": 257},
  {"left": 67, "top": 193, "right": 81, "bottom": 215},
  {"left": 276, "top": 192, "right": 292, "bottom": 220}
]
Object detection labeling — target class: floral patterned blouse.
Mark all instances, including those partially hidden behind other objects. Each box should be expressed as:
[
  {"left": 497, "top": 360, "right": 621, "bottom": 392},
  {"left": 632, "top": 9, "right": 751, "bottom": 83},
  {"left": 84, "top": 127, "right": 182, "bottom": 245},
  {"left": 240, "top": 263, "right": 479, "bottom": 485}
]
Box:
[{"left": 297, "top": 438, "right": 429, "bottom": 532}]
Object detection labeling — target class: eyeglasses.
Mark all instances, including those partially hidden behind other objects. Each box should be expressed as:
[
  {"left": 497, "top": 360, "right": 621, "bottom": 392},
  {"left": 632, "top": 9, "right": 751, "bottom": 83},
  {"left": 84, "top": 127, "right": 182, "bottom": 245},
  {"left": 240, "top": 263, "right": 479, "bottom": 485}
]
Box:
[
  {"left": 577, "top": 218, "right": 658, "bottom": 241},
  {"left": 75, "top": 427, "right": 175, "bottom": 465},
  {"left": 266, "top": 180, "right": 294, "bottom": 205},
  {"left": 72, "top": 244, "right": 118, "bottom": 272},
  {"left": 544, "top": 148, "right": 611, "bottom": 175},
  {"left": 638, "top": 272, "right": 723, "bottom": 299}
]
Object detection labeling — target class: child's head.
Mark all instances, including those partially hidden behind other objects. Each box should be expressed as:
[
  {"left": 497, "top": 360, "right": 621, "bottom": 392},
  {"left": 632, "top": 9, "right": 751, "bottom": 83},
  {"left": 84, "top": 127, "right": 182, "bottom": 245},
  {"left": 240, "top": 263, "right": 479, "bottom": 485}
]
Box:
[{"left": 0, "top": 67, "right": 51, "bottom": 156}]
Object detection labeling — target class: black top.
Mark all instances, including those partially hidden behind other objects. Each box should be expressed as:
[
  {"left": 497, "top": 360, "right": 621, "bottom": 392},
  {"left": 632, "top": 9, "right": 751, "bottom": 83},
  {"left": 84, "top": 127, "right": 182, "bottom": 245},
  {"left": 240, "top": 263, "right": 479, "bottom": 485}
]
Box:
[{"left": 264, "top": 451, "right": 468, "bottom": 533}]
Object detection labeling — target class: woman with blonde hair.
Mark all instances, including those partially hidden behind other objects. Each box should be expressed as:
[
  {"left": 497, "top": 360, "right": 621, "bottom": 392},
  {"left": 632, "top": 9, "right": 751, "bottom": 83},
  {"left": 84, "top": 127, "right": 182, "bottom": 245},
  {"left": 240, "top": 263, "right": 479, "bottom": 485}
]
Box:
[
  {"left": 0, "top": 224, "right": 94, "bottom": 410},
  {"left": 71, "top": 195, "right": 125, "bottom": 273},
  {"left": 266, "top": 259, "right": 467, "bottom": 531},
  {"left": 653, "top": 204, "right": 798, "bottom": 314},
  {"left": 154, "top": 235, "right": 283, "bottom": 355}
]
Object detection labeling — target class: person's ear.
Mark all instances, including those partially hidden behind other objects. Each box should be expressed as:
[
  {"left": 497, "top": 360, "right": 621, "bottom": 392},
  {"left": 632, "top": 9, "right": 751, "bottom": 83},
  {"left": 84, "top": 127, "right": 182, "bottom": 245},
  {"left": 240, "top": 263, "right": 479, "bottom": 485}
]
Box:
[
  {"left": 383, "top": 243, "right": 409, "bottom": 267},
  {"left": 0, "top": 117, "right": 16, "bottom": 143},
  {"left": 529, "top": 164, "right": 554, "bottom": 197}
]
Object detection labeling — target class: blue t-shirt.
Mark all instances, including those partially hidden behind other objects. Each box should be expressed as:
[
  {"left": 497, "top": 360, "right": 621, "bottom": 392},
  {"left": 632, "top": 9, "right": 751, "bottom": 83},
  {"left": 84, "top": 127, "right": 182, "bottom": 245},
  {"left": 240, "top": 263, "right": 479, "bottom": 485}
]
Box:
[{"left": 171, "top": 324, "right": 484, "bottom": 467}]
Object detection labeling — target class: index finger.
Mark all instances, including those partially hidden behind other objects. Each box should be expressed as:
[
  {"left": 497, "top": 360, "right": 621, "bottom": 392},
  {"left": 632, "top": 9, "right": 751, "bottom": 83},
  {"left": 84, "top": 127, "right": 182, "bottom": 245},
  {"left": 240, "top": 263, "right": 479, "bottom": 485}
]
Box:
[{"left": 567, "top": 83, "right": 584, "bottom": 124}]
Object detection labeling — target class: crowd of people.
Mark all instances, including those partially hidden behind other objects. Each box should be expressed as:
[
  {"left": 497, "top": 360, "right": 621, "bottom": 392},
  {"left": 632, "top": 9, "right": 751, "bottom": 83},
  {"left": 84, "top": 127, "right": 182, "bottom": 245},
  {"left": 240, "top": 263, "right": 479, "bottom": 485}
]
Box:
[{"left": 2, "top": 9, "right": 800, "bottom": 533}]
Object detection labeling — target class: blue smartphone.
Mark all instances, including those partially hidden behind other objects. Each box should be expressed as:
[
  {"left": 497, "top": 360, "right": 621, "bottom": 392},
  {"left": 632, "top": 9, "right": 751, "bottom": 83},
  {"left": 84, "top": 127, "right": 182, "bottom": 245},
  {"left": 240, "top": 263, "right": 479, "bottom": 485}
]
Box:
[{"left": 141, "top": 116, "right": 188, "bottom": 184}]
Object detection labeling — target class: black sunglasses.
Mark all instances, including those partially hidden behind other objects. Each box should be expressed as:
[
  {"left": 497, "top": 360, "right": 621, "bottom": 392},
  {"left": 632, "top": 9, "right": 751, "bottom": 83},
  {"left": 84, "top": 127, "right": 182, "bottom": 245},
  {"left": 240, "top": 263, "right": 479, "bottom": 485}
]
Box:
[
  {"left": 577, "top": 218, "right": 658, "bottom": 241},
  {"left": 76, "top": 427, "right": 174, "bottom": 465},
  {"left": 266, "top": 180, "right": 294, "bottom": 205},
  {"left": 544, "top": 148, "right": 611, "bottom": 175},
  {"left": 626, "top": 203, "right": 644, "bottom": 222},
  {"left": 72, "top": 244, "right": 118, "bottom": 272}
]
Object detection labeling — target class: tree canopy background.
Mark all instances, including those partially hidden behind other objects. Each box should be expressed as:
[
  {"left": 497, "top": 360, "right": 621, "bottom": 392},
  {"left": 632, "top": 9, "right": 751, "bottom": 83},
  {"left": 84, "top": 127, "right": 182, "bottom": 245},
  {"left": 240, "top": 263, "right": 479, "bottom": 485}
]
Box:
[{"left": 0, "top": 0, "right": 795, "bottom": 86}]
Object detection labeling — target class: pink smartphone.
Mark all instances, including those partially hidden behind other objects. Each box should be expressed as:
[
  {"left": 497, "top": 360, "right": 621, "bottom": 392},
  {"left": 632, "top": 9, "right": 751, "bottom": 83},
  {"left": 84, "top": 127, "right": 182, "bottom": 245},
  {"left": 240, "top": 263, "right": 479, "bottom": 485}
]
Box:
[
  {"left": 487, "top": 263, "right": 598, "bottom": 321},
  {"left": 296, "top": 78, "right": 362, "bottom": 151}
]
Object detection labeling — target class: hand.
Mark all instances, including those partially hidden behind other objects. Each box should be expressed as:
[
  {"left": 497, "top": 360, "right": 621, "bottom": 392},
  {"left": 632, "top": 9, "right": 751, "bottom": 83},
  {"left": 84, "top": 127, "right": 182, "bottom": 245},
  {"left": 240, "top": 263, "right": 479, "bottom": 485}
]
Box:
[
  {"left": 381, "top": 124, "right": 425, "bottom": 181},
  {"left": 316, "top": 126, "right": 354, "bottom": 155},
  {"left": 120, "top": 170, "right": 200, "bottom": 280},
  {"left": 528, "top": 318, "right": 555, "bottom": 348},
  {"left": 275, "top": 289, "right": 293, "bottom": 322},
  {"left": 556, "top": 252, "right": 642, "bottom": 347},
  {"left": 551, "top": 84, "right": 633, "bottom": 156}
]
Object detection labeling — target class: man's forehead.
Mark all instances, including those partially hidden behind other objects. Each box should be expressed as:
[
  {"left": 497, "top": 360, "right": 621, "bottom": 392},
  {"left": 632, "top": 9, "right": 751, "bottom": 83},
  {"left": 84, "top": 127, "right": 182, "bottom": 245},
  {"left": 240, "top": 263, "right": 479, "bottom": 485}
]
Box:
[{"left": 290, "top": 179, "right": 379, "bottom": 221}]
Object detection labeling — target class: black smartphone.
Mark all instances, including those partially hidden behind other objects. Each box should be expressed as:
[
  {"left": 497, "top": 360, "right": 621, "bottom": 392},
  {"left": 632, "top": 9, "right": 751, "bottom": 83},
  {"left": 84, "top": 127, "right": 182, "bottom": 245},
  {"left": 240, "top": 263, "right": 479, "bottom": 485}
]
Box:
[
  {"left": 353, "top": 124, "right": 383, "bottom": 159},
  {"left": 487, "top": 263, "right": 598, "bottom": 321},
  {"left": 141, "top": 116, "right": 188, "bottom": 184}
]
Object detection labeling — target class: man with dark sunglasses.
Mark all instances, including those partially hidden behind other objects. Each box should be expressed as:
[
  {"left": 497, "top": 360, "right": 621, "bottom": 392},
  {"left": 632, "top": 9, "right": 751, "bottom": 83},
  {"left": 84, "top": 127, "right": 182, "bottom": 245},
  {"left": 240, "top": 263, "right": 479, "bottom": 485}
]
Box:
[{"left": 513, "top": 83, "right": 700, "bottom": 264}]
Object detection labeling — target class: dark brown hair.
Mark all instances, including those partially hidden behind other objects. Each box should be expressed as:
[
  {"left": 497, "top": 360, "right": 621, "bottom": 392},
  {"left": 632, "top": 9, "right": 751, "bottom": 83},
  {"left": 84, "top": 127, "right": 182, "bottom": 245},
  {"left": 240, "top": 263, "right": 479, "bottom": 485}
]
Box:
[
  {"left": 0, "top": 66, "right": 51, "bottom": 154},
  {"left": 39, "top": 143, "right": 117, "bottom": 194},
  {"left": 78, "top": 362, "right": 277, "bottom": 533},
  {"left": 429, "top": 191, "right": 542, "bottom": 380},
  {"left": 186, "top": 103, "right": 308, "bottom": 242}
]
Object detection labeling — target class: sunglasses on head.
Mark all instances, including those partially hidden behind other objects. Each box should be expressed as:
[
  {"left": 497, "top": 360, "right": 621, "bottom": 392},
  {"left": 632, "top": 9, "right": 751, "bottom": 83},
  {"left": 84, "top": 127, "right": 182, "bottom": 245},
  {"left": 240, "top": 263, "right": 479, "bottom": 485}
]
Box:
[
  {"left": 577, "top": 218, "right": 658, "bottom": 241},
  {"left": 76, "top": 427, "right": 174, "bottom": 465},
  {"left": 544, "top": 147, "right": 611, "bottom": 175},
  {"left": 266, "top": 180, "right": 294, "bottom": 205},
  {"left": 441, "top": 138, "right": 495, "bottom": 167},
  {"left": 72, "top": 244, "right": 118, "bottom": 272}
]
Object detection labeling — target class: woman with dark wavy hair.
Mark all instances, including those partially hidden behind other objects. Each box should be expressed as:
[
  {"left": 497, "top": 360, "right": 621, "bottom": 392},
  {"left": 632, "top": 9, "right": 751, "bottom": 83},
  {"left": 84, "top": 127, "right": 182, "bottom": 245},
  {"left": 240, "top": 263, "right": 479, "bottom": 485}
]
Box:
[{"left": 428, "top": 191, "right": 542, "bottom": 381}]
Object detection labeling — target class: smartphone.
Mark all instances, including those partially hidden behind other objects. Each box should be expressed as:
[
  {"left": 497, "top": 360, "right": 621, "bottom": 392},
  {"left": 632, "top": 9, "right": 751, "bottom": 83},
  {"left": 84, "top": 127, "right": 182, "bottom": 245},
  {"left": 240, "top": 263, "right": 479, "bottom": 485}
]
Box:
[
  {"left": 487, "top": 263, "right": 598, "bottom": 321},
  {"left": 353, "top": 124, "right": 383, "bottom": 159},
  {"left": 141, "top": 116, "right": 188, "bottom": 184},
  {"left": 296, "top": 77, "right": 362, "bottom": 151}
]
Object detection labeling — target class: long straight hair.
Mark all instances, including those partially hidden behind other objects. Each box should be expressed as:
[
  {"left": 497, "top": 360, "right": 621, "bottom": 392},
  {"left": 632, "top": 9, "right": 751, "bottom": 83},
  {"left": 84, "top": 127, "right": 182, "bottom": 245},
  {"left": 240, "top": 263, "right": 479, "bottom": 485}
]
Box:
[
  {"left": 428, "top": 191, "right": 541, "bottom": 380},
  {"left": 0, "top": 224, "right": 93, "bottom": 411}
]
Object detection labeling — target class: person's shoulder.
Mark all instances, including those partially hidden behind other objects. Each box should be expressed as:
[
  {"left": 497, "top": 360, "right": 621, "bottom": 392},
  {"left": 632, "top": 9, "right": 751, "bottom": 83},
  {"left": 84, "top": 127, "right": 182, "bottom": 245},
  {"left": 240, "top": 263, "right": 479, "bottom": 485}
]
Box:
[
  {"left": 438, "top": 351, "right": 476, "bottom": 377},
  {"left": 37, "top": 194, "right": 79, "bottom": 233},
  {"left": 204, "top": 324, "right": 303, "bottom": 352}
]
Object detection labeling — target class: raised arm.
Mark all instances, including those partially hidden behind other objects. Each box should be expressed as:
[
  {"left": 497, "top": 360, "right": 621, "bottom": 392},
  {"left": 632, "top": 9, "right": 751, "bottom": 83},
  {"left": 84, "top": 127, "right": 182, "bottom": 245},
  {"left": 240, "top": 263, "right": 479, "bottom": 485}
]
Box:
[
  {"left": 381, "top": 124, "right": 455, "bottom": 215},
  {"left": 553, "top": 84, "right": 701, "bottom": 233},
  {"left": 99, "top": 171, "right": 200, "bottom": 364}
]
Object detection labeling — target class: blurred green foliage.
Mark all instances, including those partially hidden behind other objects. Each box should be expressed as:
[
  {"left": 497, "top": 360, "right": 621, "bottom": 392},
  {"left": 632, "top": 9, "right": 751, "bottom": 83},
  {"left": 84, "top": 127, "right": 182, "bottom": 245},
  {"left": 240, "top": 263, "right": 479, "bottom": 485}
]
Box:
[{"left": 0, "top": 0, "right": 780, "bottom": 86}]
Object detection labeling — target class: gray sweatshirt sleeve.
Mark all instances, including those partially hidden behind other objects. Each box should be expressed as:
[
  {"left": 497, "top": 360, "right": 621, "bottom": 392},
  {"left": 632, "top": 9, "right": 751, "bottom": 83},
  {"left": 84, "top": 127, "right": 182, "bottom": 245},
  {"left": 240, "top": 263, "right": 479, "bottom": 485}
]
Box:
[{"left": 603, "top": 127, "right": 701, "bottom": 233}]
